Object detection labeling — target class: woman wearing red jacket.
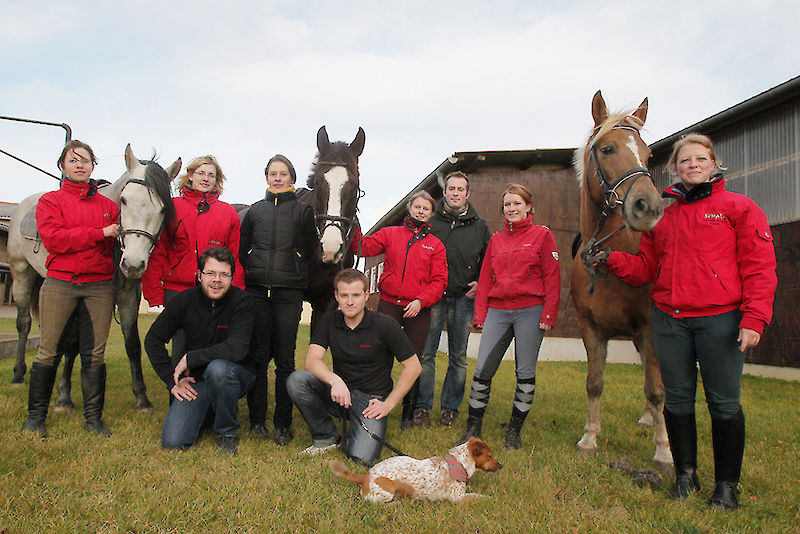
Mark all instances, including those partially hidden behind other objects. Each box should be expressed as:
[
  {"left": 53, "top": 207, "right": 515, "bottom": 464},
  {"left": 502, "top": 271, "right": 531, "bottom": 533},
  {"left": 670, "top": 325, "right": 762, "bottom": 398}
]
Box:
[
  {"left": 142, "top": 155, "right": 243, "bottom": 360},
  {"left": 352, "top": 190, "right": 447, "bottom": 429},
  {"left": 23, "top": 140, "right": 120, "bottom": 438},
  {"left": 461, "top": 183, "right": 560, "bottom": 449},
  {"left": 600, "top": 134, "right": 776, "bottom": 510}
]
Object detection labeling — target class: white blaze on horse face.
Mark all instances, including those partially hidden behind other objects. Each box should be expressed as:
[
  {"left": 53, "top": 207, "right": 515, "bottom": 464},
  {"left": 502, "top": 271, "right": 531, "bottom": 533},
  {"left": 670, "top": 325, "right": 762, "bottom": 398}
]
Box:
[
  {"left": 320, "top": 166, "right": 349, "bottom": 262},
  {"left": 624, "top": 134, "right": 645, "bottom": 168}
]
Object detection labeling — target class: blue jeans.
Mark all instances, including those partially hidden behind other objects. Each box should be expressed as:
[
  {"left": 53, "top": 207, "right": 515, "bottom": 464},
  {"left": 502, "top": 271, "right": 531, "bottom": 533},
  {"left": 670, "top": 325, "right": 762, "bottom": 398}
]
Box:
[
  {"left": 161, "top": 359, "right": 255, "bottom": 449},
  {"left": 287, "top": 370, "right": 388, "bottom": 466},
  {"left": 418, "top": 296, "right": 474, "bottom": 413}
]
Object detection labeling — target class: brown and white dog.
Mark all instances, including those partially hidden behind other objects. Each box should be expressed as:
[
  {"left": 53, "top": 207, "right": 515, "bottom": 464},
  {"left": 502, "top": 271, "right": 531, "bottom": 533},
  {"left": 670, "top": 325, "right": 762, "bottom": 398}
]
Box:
[{"left": 329, "top": 437, "right": 502, "bottom": 503}]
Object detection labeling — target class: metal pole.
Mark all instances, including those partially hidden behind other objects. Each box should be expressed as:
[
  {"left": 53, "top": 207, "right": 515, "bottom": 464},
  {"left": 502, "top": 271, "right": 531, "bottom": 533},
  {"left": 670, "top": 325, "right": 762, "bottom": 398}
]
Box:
[{"left": 0, "top": 115, "right": 72, "bottom": 181}]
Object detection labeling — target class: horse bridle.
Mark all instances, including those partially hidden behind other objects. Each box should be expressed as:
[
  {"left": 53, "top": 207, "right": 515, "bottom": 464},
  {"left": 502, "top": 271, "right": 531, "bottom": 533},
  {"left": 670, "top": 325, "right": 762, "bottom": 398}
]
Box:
[
  {"left": 581, "top": 123, "right": 652, "bottom": 292},
  {"left": 314, "top": 160, "right": 364, "bottom": 261},
  {"left": 116, "top": 179, "right": 163, "bottom": 254}
]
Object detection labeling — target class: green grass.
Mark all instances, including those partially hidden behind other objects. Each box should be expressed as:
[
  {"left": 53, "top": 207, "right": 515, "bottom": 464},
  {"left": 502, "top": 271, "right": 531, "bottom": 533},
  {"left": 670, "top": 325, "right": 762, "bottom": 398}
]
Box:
[{"left": 1, "top": 316, "right": 799, "bottom": 533}]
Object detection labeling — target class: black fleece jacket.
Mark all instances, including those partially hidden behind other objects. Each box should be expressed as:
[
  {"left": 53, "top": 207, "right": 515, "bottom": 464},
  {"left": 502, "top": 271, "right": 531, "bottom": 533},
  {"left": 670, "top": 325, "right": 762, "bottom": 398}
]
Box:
[{"left": 145, "top": 286, "right": 256, "bottom": 389}]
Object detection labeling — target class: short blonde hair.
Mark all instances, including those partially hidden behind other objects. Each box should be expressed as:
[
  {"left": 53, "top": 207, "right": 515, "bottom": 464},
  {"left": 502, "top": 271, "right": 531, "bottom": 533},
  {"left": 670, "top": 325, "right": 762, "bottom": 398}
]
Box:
[
  {"left": 406, "top": 190, "right": 436, "bottom": 212},
  {"left": 176, "top": 155, "right": 226, "bottom": 193},
  {"left": 667, "top": 133, "right": 726, "bottom": 174}
]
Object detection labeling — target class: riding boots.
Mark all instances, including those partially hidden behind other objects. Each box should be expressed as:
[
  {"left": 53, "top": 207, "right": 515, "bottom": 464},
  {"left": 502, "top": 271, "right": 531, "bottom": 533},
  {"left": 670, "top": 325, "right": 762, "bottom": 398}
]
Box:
[
  {"left": 709, "top": 406, "right": 745, "bottom": 510},
  {"left": 22, "top": 362, "right": 58, "bottom": 437},
  {"left": 663, "top": 408, "right": 700, "bottom": 499},
  {"left": 504, "top": 411, "right": 527, "bottom": 450},
  {"left": 457, "top": 407, "right": 484, "bottom": 445},
  {"left": 82, "top": 363, "right": 111, "bottom": 436}
]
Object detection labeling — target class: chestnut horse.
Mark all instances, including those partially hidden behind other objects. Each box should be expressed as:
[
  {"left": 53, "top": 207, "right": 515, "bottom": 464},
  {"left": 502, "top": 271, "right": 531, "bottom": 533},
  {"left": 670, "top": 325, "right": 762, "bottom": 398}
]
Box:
[{"left": 571, "top": 91, "right": 671, "bottom": 468}]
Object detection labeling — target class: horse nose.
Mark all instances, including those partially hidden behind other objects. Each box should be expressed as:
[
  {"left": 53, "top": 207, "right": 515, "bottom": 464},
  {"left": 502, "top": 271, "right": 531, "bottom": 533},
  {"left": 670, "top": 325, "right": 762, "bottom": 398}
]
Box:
[
  {"left": 121, "top": 258, "right": 146, "bottom": 278},
  {"left": 322, "top": 250, "right": 338, "bottom": 263}
]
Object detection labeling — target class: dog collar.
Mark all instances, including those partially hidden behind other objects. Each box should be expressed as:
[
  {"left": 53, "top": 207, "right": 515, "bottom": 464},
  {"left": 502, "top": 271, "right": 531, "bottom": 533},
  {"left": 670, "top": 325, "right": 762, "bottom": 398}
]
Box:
[{"left": 444, "top": 453, "right": 468, "bottom": 483}]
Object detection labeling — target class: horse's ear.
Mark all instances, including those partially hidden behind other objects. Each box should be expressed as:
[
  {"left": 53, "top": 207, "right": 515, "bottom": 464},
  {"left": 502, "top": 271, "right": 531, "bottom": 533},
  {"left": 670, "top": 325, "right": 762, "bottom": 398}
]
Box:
[
  {"left": 124, "top": 144, "right": 140, "bottom": 174},
  {"left": 349, "top": 127, "right": 366, "bottom": 157},
  {"left": 633, "top": 97, "right": 648, "bottom": 126},
  {"left": 591, "top": 90, "right": 608, "bottom": 127},
  {"left": 165, "top": 158, "right": 182, "bottom": 181},
  {"left": 317, "top": 126, "right": 331, "bottom": 153}
]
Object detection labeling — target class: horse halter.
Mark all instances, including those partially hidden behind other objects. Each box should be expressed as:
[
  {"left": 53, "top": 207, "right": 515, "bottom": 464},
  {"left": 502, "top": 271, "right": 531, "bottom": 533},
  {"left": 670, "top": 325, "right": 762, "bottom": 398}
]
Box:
[
  {"left": 116, "top": 179, "right": 162, "bottom": 253},
  {"left": 314, "top": 160, "right": 363, "bottom": 260},
  {"left": 581, "top": 123, "right": 652, "bottom": 293},
  {"left": 589, "top": 124, "right": 652, "bottom": 211}
]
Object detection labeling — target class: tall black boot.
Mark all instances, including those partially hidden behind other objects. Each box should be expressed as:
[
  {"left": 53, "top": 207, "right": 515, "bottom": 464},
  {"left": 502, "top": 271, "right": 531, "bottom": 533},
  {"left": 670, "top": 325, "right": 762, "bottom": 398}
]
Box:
[
  {"left": 664, "top": 408, "right": 700, "bottom": 499},
  {"left": 22, "top": 362, "right": 58, "bottom": 437},
  {"left": 82, "top": 364, "right": 111, "bottom": 436},
  {"left": 709, "top": 406, "right": 745, "bottom": 510},
  {"left": 457, "top": 406, "right": 484, "bottom": 445},
  {"left": 505, "top": 408, "right": 528, "bottom": 450}
]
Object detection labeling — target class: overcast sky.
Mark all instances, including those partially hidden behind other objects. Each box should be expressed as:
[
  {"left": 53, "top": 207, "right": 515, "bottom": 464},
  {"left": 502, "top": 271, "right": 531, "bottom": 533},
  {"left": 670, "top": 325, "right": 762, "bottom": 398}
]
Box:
[{"left": 2, "top": 0, "right": 798, "bottom": 230}]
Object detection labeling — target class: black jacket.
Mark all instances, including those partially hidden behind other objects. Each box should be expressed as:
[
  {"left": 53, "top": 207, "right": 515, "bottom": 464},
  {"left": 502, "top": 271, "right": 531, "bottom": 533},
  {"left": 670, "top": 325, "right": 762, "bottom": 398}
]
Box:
[
  {"left": 145, "top": 286, "right": 256, "bottom": 388},
  {"left": 429, "top": 200, "right": 491, "bottom": 298},
  {"left": 239, "top": 189, "right": 319, "bottom": 292}
]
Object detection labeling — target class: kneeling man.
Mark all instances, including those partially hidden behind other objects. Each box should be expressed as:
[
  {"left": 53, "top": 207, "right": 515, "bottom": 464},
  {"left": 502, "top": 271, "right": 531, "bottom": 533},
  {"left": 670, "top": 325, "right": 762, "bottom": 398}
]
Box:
[
  {"left": 145, "top": 246, "right": 256, "bottom": 453},
  {"left": 288, "top": 268, "right": 421, "bottom": 465}
]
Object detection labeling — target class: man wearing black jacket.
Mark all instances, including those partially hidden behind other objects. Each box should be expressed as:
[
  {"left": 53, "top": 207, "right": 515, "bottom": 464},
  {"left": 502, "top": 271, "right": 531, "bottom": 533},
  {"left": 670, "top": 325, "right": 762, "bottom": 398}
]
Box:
[
  {"left": 145, "top": 246, "right": 256, "bottom": 454},
  {"left": 416, "top": 172, "right": 491, "bottom": 428}
]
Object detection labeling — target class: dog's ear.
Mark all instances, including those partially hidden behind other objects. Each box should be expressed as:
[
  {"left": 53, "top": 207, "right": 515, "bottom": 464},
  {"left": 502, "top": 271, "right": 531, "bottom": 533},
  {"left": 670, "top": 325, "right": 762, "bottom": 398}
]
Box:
[{"left": 467, "top": 437, "right": 484, "bottom": 458}]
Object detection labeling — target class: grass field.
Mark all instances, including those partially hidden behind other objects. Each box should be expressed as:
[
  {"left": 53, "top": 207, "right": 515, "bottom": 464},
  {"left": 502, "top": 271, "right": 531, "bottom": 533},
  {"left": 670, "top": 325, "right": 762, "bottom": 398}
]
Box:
[{"left": 1, "top": 315, "right": 799, "bottom": 533}]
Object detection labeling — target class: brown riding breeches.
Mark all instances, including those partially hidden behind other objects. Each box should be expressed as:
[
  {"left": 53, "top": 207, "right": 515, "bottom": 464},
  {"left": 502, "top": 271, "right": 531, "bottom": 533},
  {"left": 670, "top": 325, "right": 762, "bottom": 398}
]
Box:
[{"left": 35, "top": 277, "right": 114, "bottom": 367}]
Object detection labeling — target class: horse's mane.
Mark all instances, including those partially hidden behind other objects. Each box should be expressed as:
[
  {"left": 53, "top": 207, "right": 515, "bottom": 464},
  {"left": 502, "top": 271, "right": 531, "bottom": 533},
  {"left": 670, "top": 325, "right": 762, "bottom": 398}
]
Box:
[
  {"left": 573, "top": 110, "right": 645, "bottom": 186},
  {"left": 136, "top": 158, "right": 176, "bottom": 224},
  {"left": 306, "top": 142, "right": 359, "bottom": 189}
]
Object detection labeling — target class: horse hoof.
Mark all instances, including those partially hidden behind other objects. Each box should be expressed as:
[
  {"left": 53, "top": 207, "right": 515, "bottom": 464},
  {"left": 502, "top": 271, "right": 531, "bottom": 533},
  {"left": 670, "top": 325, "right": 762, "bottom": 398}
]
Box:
[
  {"left": 638, "top": 413, "right": 655, "bottom": 427},
  {"left": 654, "top": 458, "right": 674, "bottom": 473},
  {"left": 576, "top": 442, "right": 598, "bottom": 455},
  {"left": 136, "top": 403, "right": 154, "bottom": 414},
  {"left": 11, "top": 376, "right": 25, "bottom": 385},
  {"left": 53, "top": 401, "right": 75, "bottom": 413}
]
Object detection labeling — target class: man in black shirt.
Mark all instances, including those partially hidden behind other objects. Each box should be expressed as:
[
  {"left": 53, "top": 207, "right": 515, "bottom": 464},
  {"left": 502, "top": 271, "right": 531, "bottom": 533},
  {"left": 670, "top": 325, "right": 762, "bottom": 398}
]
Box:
[
  {"left": 145, "top": 247, "right": 256, "bottom": 454},
  {"left": 287, "top": 269, "right": 421, "bottom": 465}
]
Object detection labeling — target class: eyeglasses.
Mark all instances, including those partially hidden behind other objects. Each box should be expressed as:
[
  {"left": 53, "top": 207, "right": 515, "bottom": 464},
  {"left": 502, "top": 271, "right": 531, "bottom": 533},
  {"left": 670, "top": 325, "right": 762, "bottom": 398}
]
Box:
[
  {"left": 193, "top": 170, "right": 217, "bottom": 179},
  {"left": 200, "top": 270, "right": 232, "bottom": 280}
]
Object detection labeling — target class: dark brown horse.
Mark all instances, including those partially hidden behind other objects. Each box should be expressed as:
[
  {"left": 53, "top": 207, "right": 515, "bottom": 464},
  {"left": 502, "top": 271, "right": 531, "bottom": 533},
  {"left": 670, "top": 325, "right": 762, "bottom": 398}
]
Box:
[{"left": 571, "top": 91, "right": 671, "bottom": 468}]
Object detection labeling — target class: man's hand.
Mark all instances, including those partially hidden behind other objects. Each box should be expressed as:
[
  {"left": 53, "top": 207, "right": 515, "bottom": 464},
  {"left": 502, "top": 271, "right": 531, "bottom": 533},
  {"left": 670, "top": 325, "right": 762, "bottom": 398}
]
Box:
[
  {"left": 403, "top": 299, "right": 422, "bottom": 318},
  {"left": 738, "top": 328, "right": 761, "bottom": 352},
  {"left": 465, "top": 281, "right": 478, "bottom": 299},
  {"left": 171, "top": 376, "right": 197, "bottom": 401},
  {"left": 539, "top": 323, "right": 552, "bottom": 331},
  {"left": 362, "top": 398, "right": 391, "bottom": 420},
  {"left": 173, "top": 355, "right": 189, "bottom": 384},
  {"left": 330, "top": 376, "right": 352, "bottom": 408}
]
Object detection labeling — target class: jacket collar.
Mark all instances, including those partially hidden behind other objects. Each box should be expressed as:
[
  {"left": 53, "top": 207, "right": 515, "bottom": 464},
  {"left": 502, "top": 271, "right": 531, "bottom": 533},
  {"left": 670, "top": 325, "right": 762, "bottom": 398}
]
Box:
[
  {"left": 183, "top": 187, "right": 219, "bottom": 214},
  {"left": 436, "top": 199, "right": 477, "bottom": 223},
  {"left": 61, "top": 177, "right": 98, "bottom": 199},
  {"left": 663, "top": 173, "right": 725, "bottom": 203},
  {"left": 265, "top": 187, "right": 297, "bottom": 202},
  {"left": 504, "top": 213, "right": 533, "bottom": 232}
]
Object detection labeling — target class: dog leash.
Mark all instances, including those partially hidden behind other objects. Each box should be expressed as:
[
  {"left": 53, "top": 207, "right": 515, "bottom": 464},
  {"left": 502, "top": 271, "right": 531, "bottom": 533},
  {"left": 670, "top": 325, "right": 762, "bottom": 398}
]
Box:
[{"left": 336, "top": 407, "right": 408, "bottom": 457}]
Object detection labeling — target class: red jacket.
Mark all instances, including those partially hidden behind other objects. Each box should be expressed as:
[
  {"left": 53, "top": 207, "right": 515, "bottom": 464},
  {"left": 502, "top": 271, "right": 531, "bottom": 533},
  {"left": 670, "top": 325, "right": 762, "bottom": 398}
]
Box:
[
  {"left": 606, "top": 176, "right": 777, "bottom": 334},
  {"left": 474, "top": 215, "right": 561, "bottom": 327},
  {"left": 37, "top": 179, "right": 119, "bottom": 283},
  {"left": 352, "top": 218, "right": 447, "bottom": 308},
  {"left": 142, "top": 189, "right": 244, "bottom": 306}
]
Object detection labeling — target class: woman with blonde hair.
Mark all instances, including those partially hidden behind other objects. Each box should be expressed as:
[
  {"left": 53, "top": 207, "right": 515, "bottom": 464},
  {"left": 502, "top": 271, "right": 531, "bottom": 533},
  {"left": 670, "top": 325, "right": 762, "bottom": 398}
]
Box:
[
  {"left": 598, "top": 133, "right": 776, "bottom": 510},
  {"left": 143, "top": 154, "right": 244, "bottom": 360}
]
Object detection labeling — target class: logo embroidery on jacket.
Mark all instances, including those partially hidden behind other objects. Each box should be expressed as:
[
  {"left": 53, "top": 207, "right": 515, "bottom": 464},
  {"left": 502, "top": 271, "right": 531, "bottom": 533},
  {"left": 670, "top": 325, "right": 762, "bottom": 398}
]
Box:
[
  {"left": 704, "top": 213, "right": 726, "bottom": 221},
  {"left": 421, "top": 244, "right": 434, "bottom": 251},
  {"left": 552, "top": 251, "right": 559, "bottom": 261}
]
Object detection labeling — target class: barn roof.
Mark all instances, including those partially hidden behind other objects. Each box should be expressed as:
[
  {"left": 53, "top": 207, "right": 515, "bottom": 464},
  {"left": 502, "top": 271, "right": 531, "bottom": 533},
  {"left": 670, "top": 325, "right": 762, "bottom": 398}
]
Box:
[{"left": 368, "top": 148, "right": 575, "bottom": 233}]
